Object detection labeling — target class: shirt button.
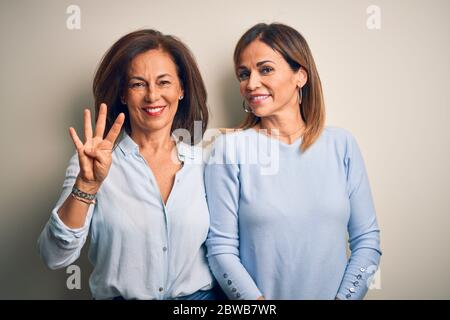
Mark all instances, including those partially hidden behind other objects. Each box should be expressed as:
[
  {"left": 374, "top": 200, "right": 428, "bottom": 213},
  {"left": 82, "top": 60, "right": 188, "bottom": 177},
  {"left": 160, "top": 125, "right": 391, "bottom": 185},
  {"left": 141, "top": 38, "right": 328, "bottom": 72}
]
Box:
[
  {"left": 346, "top": 294, "right": 351, "bottom": 299},
  {"left": 353, "top": 281, "right": 359, "bottom": 287},
  {"left": 236, "top": 293, "right": 241, "bottom": 298},
  {"left": 356, "top": 274, "right": 362, "bottom": 280},
  {"left": 360, "top": 267, "right": 366, "bottom": 272},
  {"left": 349, "top": 288, "right": 356, "bottom": 293},
  {"left": 232, "top": 288, "right": 237, "bottom": 292},
  {"left": 223, "top": 273, "right": 228, "bottom": 278},
  {"left": 159, "top": 287, "right": 164, "bottom": 292},
  {"left": 163, "top": 247, "right": 167, "bottom": 252},
  {"left": 227, "top": 280, "right": 232, "bottom": 285}
]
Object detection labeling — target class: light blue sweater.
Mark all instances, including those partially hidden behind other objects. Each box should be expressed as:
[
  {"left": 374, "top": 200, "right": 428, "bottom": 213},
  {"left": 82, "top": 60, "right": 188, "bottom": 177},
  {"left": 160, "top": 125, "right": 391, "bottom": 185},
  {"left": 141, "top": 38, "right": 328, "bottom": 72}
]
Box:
[{"left": 205, "top": 127, "right": 381, "bottom": 300}]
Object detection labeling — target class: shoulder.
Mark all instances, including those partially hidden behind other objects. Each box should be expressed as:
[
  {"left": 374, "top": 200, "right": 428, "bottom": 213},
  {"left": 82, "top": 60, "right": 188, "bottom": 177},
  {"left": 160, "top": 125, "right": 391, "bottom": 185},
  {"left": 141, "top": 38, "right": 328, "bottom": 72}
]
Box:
[
  {"left": 322, "top": 126, "right": 355, "bottom": 141},
  {"left": 316, "top": 127, "right": 364, "bottom": 163},
  {"left": 212, "top": 128, "right": 255, "bottom": 147},
  {"left": 205, "top": 128, "right": 255, "bottom": 164},
  {"left": 320, "top": 126, "right": 358, "bottom": 149}
]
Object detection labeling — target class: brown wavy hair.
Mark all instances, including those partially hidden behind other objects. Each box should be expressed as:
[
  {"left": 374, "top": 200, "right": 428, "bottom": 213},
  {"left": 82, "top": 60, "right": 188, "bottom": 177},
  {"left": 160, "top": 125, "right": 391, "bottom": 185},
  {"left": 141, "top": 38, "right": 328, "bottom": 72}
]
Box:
[
  {"left": 234, "top": 23, "right": 325, "bottom": 152},
  {"left": 93, "top": 29, "right": 208, "bottom": 145}
]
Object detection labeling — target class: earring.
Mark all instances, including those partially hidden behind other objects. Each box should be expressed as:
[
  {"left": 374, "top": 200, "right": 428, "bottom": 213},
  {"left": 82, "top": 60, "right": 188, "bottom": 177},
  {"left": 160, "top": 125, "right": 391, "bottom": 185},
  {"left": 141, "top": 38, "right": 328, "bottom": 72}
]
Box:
[
  {"left": 179, "top": 95, "right": 184, "bottom": 100},
  {"left": 297, "top": 66, "right": 304, "bottom": 105},
  {"left": 298, "top": 87, "right": 303, "bottom": 105},
  {"left": 242, "top": 100, "right": 252, "bottom": 113}
]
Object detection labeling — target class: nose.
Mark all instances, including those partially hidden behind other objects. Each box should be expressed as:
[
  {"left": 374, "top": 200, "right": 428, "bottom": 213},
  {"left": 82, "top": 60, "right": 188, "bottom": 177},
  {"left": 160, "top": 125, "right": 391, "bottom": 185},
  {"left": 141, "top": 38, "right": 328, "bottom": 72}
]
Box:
[
  {"left": 246, "top": 71, "right": 261, "bottom": 91},
  {"left": 144, "top": 85, "right": 160, "bottom": 102}
]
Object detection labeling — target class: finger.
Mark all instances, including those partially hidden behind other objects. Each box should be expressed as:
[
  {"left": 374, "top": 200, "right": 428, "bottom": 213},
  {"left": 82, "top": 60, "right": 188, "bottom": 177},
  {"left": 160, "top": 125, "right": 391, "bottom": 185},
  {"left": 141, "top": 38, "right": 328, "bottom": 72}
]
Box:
[
  {"left": 69, "top": 127, "right": 84, "bottom": 151},
  {"left": 79, "top": 159, "right": 94, "bottom": 180},
  {"left": 70, "top": 127, "right": 92, "bottom": 177},
  {"left": 84, "top": 148, "right": 109, "bottom": 165},
  {"left": 105, "top": 113, "right": 125, "bottom": 144},
  {"left": 84, "top": 108, "right": 93, "bottom": 143},
  {"left": 94, "top": 103, "right": 107, "bottom": 139}
]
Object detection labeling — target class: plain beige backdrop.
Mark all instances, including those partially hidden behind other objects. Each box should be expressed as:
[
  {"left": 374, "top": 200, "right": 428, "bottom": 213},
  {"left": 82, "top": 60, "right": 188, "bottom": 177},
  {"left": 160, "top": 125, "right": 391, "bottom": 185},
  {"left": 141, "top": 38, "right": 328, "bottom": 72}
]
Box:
[{"left": 0, "top": 0, "right": 449, "bottom": 299}]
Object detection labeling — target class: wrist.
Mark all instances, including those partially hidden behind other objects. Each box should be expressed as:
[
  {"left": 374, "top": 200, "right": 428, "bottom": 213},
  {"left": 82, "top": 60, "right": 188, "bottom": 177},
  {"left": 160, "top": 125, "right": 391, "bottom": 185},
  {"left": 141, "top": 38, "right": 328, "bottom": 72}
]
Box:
[{"left": 75, "top": 176, "right": 101, "bottom": 195}]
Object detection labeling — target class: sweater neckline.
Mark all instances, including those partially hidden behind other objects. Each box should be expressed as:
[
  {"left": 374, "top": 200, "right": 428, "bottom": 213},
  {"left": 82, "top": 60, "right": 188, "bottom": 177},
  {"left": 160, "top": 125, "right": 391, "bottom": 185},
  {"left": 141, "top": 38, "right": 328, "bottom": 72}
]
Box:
[{"left": 247, "top": 127, "right": 303, "bottom": 147}]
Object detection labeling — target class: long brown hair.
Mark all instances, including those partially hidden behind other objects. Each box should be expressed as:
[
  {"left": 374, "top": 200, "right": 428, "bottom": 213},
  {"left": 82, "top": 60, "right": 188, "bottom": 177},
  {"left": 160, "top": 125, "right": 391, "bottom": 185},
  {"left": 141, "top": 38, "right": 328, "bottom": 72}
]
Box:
[
  {"left": 93, "top": 29, "right": 208, "bottom": 145},
  {"left": 234, "top": 23, "right": 325, "bottom": 152}
]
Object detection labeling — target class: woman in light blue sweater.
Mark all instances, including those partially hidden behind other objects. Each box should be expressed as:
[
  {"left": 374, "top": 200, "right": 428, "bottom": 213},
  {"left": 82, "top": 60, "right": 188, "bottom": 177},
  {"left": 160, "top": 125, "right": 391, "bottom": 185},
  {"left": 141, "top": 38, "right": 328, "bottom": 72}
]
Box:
[{"left": 205, "top": 23, "right": 382, "bottom": 300}]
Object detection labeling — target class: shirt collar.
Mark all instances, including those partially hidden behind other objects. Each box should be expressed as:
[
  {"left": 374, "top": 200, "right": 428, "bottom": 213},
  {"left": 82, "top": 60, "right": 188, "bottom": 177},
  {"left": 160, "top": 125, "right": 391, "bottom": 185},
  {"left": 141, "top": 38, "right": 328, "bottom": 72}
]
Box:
[{"left": 117, "top": 131, "right": 196, "bottom": 161}]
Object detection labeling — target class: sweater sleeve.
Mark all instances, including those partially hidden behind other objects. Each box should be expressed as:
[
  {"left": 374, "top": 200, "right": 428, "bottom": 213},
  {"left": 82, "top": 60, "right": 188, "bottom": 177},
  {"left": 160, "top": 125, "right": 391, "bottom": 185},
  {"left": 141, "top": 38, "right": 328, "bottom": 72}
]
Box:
[
  {"left": 205, "top": 134, "right": 263, "bottom": 300},
  {"left": 336, "top": 133, "right": 382, "bottom": 300},
  {"left": 37, "top": 153, "right": 95, "bottom": 270}
]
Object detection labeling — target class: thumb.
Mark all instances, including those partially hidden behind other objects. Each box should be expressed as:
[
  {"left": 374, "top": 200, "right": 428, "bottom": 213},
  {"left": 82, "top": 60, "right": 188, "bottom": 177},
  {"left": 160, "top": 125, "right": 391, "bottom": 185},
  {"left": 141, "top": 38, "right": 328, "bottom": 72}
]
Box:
[{"left": 84, "top": 148, "right": 109, "bottom": 165}]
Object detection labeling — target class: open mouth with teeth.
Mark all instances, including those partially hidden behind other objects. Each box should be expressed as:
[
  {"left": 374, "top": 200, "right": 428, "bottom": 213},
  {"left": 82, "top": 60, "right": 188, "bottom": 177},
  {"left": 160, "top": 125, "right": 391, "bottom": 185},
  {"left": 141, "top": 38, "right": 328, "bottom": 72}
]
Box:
[
  {"left": 248, "top": 94, "right": 271, "bottom": 105},
  {"left": 142, "top": 106, "right": 166, "bottom": 116}
]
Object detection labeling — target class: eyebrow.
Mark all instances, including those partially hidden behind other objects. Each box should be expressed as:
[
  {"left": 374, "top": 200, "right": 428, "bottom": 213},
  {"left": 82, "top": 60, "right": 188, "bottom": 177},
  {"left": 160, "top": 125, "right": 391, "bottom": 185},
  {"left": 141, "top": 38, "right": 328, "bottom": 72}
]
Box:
[
  {"left": 128, "top": 74, "right": 173, "bottom": 81},
  {"left": 237, "top": 60, "right": 275, "bottom": 70}
]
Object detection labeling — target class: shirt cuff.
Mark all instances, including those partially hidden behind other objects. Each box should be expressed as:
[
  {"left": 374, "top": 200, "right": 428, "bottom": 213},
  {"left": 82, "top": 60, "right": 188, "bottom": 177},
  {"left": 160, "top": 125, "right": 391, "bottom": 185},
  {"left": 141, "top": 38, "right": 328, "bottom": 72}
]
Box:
[
  {"left": 337, "top": 252, "right": 381, "bottom": 300},
  {"left": 48, "top": 207, "right": 90, "bottom": 249},
  {"left": 208, "top": 254, "right": 263, "bottom": 300}
]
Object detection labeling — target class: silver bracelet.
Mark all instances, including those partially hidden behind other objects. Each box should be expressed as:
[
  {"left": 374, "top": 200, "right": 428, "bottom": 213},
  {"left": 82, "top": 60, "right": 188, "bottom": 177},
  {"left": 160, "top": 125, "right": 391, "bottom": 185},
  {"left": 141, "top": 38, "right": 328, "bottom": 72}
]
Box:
[
  {"left": 71, "top": 193, "right": 96, "bottom": 205},
  {"left": 71, "top": 185, "right": 96, "bottom": 201}
]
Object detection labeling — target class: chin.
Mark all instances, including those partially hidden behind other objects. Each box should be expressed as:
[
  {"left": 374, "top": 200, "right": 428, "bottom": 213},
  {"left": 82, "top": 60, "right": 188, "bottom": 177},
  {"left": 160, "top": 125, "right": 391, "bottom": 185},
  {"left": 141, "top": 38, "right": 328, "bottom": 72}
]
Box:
[
  {"left": 251, "top": 106, "right": 275, "bottom": 118},
  {"left": 132, "top": 118, "right": 172, "bottom": 134},
  {"left": 146, "top": 120, "right": 172, "bottom": 132}
]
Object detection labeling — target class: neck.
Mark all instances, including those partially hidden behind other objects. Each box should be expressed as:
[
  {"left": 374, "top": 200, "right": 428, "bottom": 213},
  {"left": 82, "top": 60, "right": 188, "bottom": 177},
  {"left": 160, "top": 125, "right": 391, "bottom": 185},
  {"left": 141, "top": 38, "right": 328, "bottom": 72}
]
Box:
[
  {"left": 258, "top": 105, "right": 305, "bottom": 144},
  {"left": 131, "top": 127, "right": 175, "bottom": 155}
]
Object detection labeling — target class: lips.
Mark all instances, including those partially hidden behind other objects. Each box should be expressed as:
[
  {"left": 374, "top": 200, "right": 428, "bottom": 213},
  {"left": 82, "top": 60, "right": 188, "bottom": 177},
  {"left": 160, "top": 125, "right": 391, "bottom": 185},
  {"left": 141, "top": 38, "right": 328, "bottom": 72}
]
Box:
[
  {"left": 142, "top": 106, "right": 166, "bottom": 116},
  {"left": 248, "top": 94, "right": 271, "bottom": 105}
]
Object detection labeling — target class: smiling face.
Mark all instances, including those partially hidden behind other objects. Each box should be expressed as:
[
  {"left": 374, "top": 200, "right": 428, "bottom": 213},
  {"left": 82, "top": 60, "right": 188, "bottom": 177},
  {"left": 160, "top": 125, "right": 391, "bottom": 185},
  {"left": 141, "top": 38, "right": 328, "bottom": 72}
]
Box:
[
  {"left": 123, "top": 48, "right": 184, "bottom": 136},
  {"left": 237, "top": 40, "right": 306, "bottom": 118}
]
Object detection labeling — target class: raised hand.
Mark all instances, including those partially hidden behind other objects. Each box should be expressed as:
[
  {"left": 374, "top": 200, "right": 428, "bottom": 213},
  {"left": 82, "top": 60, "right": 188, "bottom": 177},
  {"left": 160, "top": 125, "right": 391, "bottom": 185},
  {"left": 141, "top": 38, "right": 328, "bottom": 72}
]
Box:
[{"left": 69, "top": 103, "right": 125, "bottom": 193}]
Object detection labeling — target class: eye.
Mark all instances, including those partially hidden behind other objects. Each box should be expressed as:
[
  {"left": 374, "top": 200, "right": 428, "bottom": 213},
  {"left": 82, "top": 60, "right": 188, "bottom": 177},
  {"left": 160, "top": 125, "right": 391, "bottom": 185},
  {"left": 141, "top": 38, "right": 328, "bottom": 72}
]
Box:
[
  {"left": 159, "top": 80, "right": 171, "bottom": 86},
  {"left": 237, "top": 70, "right": 250, "bottom": 81},
  {"left": 260, "top": 66, "right": 274, "bottom": 75},
  {"left": 129, "top": 82, "right": 146, "bottom": 88}
]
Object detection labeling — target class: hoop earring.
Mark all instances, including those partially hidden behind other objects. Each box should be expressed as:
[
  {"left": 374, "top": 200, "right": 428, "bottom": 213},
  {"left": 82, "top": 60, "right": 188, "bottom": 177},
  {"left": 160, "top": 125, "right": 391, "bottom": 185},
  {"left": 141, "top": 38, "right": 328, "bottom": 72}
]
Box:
[
  {"left": 242, "top": 100, "right": 252, "bottom": 113},
  {"left": 298, "top": 87, "right": 303, "bottom": 105}
]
